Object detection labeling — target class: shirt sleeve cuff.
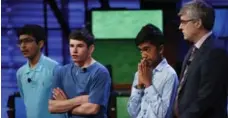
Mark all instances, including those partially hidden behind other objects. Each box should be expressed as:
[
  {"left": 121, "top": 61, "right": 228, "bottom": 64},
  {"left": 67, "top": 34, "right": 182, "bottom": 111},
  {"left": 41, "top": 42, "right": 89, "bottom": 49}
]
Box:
[{"left": 131, "top": 87, "right": 144, "bottom": 97}]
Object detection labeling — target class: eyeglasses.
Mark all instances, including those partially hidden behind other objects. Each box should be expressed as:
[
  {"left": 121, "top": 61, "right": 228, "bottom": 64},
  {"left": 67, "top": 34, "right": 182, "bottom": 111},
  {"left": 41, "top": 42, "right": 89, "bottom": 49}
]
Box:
[
  {"left": 17, "top": 38, "right": 35, "bottom": 46},
  {"left": 180, "top": 19, "right": 195, "bottom": 25}
]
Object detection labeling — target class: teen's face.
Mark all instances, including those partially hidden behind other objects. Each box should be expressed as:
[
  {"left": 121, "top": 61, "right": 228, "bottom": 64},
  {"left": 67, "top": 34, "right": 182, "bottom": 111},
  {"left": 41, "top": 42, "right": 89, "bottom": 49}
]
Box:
[
  {"left": 69, "top": 39, "right": 93, "bottom": 64},
  {"left": 138, "top": 42, "right": 162, "bottom": 67},
  {"left": 18, "top": 35, "right": 43, "bottom": 59}
]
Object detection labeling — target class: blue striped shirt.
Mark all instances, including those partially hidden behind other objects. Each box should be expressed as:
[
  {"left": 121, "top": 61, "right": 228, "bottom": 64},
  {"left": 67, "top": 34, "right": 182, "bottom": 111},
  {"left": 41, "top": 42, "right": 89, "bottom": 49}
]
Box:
[{"left": 127, "top": 58, "right": 179, "bottom": 118}]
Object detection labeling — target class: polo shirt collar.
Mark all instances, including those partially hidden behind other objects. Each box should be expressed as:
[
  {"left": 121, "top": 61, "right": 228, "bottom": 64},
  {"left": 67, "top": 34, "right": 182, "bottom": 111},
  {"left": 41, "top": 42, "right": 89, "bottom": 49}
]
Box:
[{"left": 25, "top": 54, "right": 45, "bottom": 74}]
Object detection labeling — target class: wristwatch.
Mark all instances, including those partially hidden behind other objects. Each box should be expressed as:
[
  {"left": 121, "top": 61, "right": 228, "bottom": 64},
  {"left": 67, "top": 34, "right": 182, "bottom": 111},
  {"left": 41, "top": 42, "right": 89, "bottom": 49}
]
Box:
[{"left": 134, "top": 84, "right": 145, "bottom": 89}]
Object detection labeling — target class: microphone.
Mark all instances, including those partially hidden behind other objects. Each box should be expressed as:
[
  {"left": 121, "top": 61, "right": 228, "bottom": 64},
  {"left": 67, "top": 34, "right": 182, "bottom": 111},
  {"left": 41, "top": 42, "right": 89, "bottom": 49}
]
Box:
[
  {"left": 27, "top": 78, "right": 32, "bottom": 83},
  {"left": 82, "top": 68, "right": 87, "bottom": 73}
]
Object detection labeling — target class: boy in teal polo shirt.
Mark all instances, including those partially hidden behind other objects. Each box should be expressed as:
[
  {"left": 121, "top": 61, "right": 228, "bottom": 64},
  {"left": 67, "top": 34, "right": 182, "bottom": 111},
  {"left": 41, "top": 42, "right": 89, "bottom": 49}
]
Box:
[{"left": 16, "top": 24, "right": 63, "bottom": 118}]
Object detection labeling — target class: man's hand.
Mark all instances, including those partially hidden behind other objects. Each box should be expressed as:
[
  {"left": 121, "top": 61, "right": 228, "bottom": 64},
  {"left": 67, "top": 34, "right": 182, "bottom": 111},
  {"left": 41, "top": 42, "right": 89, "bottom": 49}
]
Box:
[
  {"left": 138, "top": 58, "right": 152, "bottom": 88},
  {"left": 53, "top": 87, "right": 67, "bottom": 100}
]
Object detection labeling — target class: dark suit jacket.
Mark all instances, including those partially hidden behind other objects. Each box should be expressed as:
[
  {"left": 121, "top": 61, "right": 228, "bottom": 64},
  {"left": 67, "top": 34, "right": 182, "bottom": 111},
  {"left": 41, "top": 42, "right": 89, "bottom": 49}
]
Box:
[{"left": 178, "top": 35, "right": 228, "bottom": 118}]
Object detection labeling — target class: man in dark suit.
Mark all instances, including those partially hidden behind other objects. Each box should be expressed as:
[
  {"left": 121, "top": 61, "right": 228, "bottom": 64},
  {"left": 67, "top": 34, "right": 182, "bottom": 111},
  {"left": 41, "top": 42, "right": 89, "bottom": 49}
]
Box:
[{"left": 174, "top": 1, "right": 228, "bottom": 118}]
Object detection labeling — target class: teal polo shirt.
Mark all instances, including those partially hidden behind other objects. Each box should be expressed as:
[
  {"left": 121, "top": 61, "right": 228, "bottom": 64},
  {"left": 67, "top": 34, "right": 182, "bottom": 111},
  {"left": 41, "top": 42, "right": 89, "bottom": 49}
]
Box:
[{"left": 16, "top": 54, "right": 63, "bottom": 118}]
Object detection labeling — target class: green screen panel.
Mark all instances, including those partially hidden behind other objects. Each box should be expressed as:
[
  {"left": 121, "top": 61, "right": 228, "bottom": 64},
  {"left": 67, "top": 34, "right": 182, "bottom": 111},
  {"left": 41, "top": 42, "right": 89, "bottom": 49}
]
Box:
[
  {"left": 93, "top": 40, "right": 140, "bottom": 84},
  {"left": 92, "top": 10, "right": 163, "bottom": 39},
  {"left": 117, "top": 97, "right": 130, "bottom": 118}
]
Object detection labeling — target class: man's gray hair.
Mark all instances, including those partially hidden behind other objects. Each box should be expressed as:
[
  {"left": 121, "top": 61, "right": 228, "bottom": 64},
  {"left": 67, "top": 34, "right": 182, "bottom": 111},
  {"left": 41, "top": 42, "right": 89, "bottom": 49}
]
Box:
[{"left": 178, "top": 0, "right": 215, "bottom": 31}]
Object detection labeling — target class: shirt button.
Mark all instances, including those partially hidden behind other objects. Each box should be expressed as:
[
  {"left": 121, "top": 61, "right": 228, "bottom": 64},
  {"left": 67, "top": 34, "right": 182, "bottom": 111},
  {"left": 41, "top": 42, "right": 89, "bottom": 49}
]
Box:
[{"left": 144, "top": 109, "right": 147, "bottom": 113}]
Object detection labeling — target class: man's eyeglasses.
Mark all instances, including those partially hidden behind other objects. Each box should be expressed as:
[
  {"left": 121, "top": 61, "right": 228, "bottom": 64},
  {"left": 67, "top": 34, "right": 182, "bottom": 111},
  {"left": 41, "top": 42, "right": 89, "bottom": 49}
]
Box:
[
  {"left": 180, "top": 19, "right": 195, "bottom": 25},
  {"left": 17, "top": 38, "right": 35, "bottom": 46}
]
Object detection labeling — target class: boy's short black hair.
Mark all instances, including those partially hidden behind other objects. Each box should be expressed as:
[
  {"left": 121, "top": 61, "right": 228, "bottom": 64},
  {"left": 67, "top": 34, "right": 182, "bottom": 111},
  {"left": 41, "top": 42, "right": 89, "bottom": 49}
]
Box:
[
  {"left": 69, "top": 28, "right": 95, "bottom": 47},
  {"left": 135, "top": 23, "right": 165, "bottom": 47},
  {"left": 17, "top": 24, "right": 46, "bottom": 43}
]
